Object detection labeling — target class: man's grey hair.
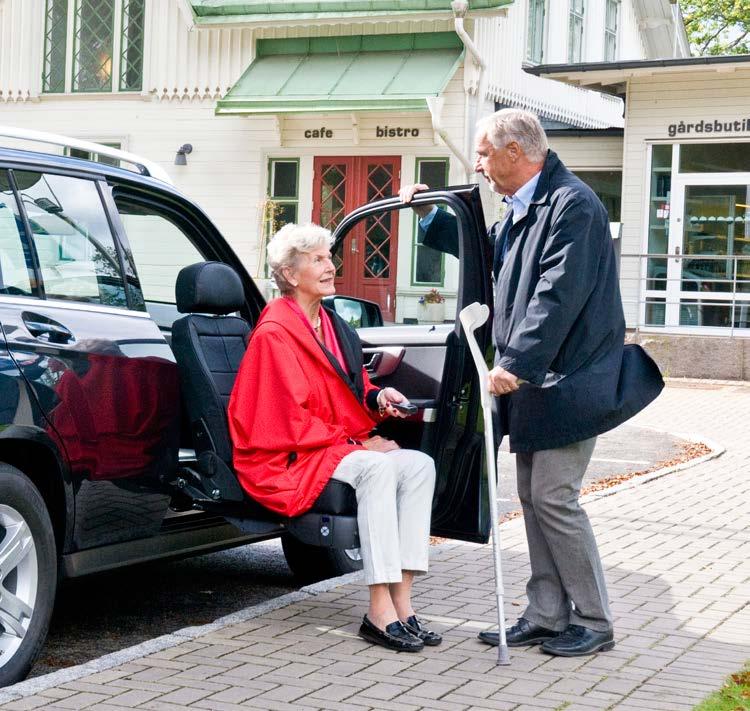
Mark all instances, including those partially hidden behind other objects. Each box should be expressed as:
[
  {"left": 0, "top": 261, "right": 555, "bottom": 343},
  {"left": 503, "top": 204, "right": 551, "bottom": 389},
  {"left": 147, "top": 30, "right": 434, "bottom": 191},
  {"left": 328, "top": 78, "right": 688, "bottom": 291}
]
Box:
[
  {"left": 267, "top": 222, "right": 332, "bottom": 296},
  {"left": 476, "top": 108, "right": 549, "bottom": 162}
]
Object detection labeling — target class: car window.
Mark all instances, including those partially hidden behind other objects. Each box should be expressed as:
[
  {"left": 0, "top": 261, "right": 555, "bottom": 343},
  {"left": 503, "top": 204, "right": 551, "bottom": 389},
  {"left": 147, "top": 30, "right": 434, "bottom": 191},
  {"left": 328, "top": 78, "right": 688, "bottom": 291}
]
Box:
[
  {"left": 14, "top": 171, "right": 128, "bottom": 308},
  {"left": 0, "top": 171, "right": 34, "bottom": 296},
  {"left": 115, "top": 200, "right": 204, "bottom": 305},
  {"left": 332, "top": 202, "right": 461, "bottom": 326}
]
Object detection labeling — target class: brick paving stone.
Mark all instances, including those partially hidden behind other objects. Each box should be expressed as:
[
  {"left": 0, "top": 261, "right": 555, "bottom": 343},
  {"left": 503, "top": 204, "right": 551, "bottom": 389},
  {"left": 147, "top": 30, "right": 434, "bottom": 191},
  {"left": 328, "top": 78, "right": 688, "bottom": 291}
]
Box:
[
  {"left": 340, "top": 694, "right": 422, "bottom": 711},
  {"left": 400, "top": 695, "right": 471, "bottom": 710},
  {"left": 1, "top": 698, "right": 53, "bottom": 711},
  {"left": 50, "top": 693, "right": 112, "bottom": 709},
  {"left": 106, "top": 689, "right": 164, "bottom": 707}
]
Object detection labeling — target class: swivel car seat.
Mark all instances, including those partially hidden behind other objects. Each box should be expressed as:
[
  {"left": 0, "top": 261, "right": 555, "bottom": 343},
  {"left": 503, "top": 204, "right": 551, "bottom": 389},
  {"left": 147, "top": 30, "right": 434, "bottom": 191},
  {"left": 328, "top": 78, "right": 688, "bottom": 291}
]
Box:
[{"left": 171, "top": 261, "right": 359, "bottom": 548}]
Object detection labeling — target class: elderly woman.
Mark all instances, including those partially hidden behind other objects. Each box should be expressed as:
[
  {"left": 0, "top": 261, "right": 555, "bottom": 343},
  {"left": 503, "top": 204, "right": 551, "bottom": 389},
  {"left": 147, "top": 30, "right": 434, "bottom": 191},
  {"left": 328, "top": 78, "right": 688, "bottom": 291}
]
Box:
[{"left": 228, "top": 222, "right": 441, "bottom": 653}]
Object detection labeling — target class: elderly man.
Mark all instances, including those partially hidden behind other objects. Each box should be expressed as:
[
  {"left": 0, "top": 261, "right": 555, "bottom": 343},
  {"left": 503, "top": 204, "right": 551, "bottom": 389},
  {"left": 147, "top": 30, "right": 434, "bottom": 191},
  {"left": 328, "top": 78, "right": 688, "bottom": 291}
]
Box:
[{"left": 401, "top": 109, "right": 663, "bottom": 657}]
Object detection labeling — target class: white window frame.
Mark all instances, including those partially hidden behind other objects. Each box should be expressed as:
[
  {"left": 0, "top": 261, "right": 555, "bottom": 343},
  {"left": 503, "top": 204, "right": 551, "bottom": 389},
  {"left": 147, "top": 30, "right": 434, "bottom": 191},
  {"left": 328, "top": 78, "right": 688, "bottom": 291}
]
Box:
[
  {"left": 525, "top": 0, "right": 547, "bottom": 65},
  {"left": 639, "top": 141, "right": 750, "bottom": 335},
  {"left": 604, "top": 0, "right": 620, "bottom": 62},
  {"left": 568, "top": 0, "right": 586, "bottom": 63}
]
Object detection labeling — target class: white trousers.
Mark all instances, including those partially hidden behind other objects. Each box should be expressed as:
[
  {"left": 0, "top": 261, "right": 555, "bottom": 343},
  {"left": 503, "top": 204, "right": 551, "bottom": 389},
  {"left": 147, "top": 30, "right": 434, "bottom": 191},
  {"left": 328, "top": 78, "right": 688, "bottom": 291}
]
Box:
[{"left": 331, "top": 448, "right": 436, "bottom": 585}]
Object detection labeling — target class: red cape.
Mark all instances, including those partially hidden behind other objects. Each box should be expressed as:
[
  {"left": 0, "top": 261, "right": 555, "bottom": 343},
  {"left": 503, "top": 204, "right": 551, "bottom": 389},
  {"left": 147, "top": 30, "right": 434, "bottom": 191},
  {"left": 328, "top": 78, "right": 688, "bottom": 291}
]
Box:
[{"left": 228, "top": 299, "right": 379, "bottom": 516}]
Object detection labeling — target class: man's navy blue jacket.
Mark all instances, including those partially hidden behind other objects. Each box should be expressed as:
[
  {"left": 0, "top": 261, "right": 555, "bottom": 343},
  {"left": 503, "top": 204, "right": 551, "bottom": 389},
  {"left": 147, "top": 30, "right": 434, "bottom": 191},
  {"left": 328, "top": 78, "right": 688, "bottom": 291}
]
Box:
[{"left": 423, "top": 150, "right": 664, "bottom": 452}]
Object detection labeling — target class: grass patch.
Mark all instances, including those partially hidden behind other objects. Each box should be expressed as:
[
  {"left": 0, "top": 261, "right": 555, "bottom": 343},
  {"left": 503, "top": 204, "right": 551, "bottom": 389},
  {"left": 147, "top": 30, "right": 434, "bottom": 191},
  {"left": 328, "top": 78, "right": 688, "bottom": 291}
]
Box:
[{"left": 694, "top": 662, "right": 750, "bottom": 710}]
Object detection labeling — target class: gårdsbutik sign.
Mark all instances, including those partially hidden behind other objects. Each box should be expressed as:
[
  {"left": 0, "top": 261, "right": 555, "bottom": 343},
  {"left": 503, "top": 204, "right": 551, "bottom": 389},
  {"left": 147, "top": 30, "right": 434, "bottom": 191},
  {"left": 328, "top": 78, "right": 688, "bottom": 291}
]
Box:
[{"left": 668, "top": 118, "right": 750, "bottom": 138}]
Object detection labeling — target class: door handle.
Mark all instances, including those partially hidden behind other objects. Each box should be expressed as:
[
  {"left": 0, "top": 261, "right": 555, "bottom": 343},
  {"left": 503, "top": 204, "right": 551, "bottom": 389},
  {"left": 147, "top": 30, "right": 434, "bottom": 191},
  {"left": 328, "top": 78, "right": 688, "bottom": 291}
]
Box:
[{"left": 22, "top": 312, "right": 74, "bottom": 344}]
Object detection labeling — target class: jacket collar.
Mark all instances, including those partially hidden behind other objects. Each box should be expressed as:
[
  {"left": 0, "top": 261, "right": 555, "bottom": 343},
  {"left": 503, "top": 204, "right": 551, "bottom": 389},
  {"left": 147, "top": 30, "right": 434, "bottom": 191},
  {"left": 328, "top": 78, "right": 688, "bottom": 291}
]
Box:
[{"left": 529, "top": 149, "right": 561, "bottom": 206}]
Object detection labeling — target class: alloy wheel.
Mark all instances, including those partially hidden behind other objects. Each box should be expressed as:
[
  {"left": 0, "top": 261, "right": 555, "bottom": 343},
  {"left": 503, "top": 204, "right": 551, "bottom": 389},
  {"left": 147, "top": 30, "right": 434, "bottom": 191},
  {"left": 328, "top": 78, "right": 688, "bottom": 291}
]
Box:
[{"left": 0, "top": 505, "right": 38, "bottom": 670}]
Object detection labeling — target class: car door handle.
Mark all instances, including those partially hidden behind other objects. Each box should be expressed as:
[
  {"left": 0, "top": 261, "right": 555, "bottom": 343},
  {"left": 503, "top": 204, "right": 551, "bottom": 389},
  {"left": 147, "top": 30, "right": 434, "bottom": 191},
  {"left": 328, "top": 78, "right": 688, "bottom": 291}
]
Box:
[
  {"left": 22, "top": 312, "right": 74, "bottom": 344},
  {"left": 362, "top": 346, "right": 404, "bottom": 378}
]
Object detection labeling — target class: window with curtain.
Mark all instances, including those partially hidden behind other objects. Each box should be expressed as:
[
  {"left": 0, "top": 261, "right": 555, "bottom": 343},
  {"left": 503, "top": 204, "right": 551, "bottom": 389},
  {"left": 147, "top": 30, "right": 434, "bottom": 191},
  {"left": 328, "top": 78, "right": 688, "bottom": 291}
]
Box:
[
  {"left": 42, "top": 0, "right": 145, "bottom": 94},
  {"left": 605, "top": 0, "right": 620, "bottom": 61},
  {"left": 526, "top": 0, "right": 546, "bottom": 64},
  {"left": 568, "top": 0, "right": 585, "bottom": 63}
]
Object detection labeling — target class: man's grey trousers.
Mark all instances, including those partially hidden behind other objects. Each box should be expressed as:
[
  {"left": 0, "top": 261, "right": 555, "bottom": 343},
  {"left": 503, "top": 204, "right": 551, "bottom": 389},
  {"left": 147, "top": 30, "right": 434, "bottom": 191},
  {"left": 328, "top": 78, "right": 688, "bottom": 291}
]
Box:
[
  {"left": 516, "top": 437, "right": 613, "bottom": 633},
  {"left": 332, "top": 448, "right": 436, "bottom": 586}
]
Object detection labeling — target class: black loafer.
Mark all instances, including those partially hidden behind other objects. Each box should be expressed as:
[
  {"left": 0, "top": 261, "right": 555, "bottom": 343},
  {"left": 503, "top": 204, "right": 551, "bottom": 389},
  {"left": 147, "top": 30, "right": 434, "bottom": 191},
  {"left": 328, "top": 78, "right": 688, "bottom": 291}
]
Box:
[
  {"left": 358, "top": 615, "right": 424, "bottom": 652},
  {"left": 540, "top": 624, "right": 614, "bottom": 657},
  {"left": 404, "top": 615, "right": 442, "bottom": 646},
  {"left": 478, "top": 618, "right": 558, "bottom": 647}
]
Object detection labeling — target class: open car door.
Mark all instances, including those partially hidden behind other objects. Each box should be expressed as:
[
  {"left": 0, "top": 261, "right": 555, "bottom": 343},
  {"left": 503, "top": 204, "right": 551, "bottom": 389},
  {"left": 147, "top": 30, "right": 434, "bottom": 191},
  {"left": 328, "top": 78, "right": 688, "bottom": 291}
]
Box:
[{"left": 331, "top": 186, "right": 494, "bottom": 543}]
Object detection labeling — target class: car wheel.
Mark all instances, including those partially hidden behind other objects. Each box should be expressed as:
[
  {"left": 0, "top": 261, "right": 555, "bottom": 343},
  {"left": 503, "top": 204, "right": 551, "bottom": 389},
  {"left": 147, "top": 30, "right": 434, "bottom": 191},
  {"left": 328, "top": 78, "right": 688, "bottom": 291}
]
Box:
[
  {"left": 0, "top": 464, "right": 57, "bottom": 688},
  {"left": 281, "top": 534, "right": 363, "bottom": 585}
]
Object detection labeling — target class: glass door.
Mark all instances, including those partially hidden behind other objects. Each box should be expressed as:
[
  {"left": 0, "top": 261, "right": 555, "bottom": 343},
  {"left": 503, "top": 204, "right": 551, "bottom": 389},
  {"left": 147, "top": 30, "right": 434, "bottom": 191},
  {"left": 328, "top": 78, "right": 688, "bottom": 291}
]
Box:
[{"left": 668, "top": 174, "right": 750, "bottom": 330}]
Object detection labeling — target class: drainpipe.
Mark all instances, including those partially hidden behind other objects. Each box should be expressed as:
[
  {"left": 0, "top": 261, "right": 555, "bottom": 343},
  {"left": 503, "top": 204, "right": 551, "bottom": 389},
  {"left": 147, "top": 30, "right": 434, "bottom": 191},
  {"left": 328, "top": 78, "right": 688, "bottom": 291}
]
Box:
[
  {"left": 449, "top": 0, "right": 490, "bottom": 180},
  {"left": 426, "top": 96, "right": 473, "bottom": 179}
]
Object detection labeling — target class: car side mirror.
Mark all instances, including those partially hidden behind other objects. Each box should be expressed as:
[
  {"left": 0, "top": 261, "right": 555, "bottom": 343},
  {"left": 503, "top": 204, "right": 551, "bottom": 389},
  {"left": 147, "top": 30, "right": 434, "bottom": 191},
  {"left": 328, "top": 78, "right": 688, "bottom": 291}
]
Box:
[{"left": 323, "top": 295, "right": 383, "bottom": 328}]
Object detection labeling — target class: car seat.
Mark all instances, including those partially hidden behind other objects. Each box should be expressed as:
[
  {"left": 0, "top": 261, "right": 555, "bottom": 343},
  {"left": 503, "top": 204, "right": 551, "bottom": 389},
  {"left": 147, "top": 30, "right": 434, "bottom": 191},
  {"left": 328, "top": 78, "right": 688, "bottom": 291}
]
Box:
[{"left": 170, "top": 261, "right": 359, "bottom": 548}]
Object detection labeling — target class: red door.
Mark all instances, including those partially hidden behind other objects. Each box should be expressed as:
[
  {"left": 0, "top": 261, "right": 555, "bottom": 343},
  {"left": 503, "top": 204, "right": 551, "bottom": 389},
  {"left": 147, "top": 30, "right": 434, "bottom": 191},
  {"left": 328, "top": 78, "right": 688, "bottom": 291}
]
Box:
[{"left": 313, "top": 156, "right": 400, "bottom": 321}]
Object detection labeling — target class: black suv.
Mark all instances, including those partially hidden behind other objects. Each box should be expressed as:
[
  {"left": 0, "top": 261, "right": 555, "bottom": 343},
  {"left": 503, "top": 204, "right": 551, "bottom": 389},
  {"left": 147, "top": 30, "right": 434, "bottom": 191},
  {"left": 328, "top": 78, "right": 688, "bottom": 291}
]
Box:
[{"left": 0, "top": 136, "right": 494, "bottom": 686}]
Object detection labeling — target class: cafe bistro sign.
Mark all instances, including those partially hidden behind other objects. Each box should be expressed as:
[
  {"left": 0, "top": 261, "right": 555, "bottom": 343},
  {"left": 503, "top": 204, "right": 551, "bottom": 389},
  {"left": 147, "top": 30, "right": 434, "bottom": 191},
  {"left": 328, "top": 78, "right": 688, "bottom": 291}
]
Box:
[
  {"left": 668, "top": 117, "right": 750, "bottom": 138},
  {"left": 303, "top": 125, "right": 421, "bottom": 139}
]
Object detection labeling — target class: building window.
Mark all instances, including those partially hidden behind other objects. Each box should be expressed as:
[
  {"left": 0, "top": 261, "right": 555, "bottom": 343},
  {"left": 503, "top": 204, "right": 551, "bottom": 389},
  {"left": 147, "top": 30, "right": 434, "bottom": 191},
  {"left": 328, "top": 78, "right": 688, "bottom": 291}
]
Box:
[
  {"left": 265, "top": 159, "right": 299, "bottom": 275},
  {"left": 120, "top": 0, "right": 146, "bottom": 91},
  {"left": 42, "top": 0, "right": 145, "bottom": 94},
  {"left": 526, "top": 0, "right": 546, "bottom": 64},
  {"left": 65, "top": 141, "right": 122, "bottom": 167},
  {"left": 577, "top": 170, "right": 622, "bottom": 222},
  {"left": 43, "top": 0, "right": 68, "bottom": 93},
  {"left": 412, "top": 158, "right": 449, "bottom": 286},
  {"left": 604, "top": 0, "right": 620, "bottom": 61},
  {"left": 568, "top": 0, "right": 585, "bottom": 63},
  {"left": 642, "top": 143, "right": 750, "bottom": 331}
]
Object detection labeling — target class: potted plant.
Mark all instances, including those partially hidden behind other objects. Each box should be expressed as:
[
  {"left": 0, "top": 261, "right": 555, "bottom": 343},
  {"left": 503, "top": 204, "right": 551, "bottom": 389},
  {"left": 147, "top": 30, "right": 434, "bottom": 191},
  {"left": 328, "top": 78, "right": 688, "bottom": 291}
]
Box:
[{"left": 417, "top": 288, "right": 446, "bottom": 324}]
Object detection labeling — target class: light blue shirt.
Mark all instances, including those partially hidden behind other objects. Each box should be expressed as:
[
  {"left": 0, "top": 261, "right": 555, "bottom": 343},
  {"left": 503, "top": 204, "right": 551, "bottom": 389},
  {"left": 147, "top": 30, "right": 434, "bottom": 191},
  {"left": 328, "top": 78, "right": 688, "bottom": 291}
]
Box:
[
  {"left": 506, "top": 171, "right": 541, "bottom": 224},
  {"left": 419, "top": 171, "right": 542, "bottom": 231}
]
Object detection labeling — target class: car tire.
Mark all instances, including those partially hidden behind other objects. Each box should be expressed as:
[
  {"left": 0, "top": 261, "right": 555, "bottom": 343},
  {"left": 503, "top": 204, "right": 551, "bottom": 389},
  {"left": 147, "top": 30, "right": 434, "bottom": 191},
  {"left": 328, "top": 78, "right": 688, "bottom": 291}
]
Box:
[
  {"left": 0, "top": 464, "right": 57, "bottom": 688},
  {"left": 281, "top": 534, "right": 363, "bottom": 585}
]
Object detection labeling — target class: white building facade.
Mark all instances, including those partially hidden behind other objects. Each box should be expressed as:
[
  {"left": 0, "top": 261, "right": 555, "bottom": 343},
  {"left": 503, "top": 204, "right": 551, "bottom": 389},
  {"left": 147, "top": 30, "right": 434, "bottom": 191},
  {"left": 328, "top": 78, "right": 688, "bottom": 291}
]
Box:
[
  {"left": 0, "top": 0, "right": 686, "bottom": 323},
  {"left": 530, "top": 54, "right": 750, "bottom": 379}
]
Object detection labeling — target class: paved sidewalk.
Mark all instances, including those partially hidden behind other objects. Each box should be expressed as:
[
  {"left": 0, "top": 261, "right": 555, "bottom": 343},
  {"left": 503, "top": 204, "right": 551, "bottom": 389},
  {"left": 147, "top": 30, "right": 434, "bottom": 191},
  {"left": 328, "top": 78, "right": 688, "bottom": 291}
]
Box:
[{"left": 2, "top": 381, "right": 749, "bottom": 711}]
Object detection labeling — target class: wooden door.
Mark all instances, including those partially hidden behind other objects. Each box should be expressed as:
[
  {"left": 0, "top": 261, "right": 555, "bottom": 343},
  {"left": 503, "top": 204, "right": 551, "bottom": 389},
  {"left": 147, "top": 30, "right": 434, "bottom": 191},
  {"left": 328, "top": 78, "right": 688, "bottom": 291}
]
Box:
[{"left": 313, "top": 156, "right": 400, "bottom": 321}]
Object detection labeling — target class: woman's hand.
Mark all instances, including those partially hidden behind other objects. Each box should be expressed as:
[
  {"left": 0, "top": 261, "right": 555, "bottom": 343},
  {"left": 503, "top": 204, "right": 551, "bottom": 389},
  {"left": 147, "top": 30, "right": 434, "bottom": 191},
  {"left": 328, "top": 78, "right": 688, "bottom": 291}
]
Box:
[
  {"left": 377, "top": 387, "right": 411, "bottom": 418},
  {"left": 362, "top": 435, "right": 401, "bottom": 452}
]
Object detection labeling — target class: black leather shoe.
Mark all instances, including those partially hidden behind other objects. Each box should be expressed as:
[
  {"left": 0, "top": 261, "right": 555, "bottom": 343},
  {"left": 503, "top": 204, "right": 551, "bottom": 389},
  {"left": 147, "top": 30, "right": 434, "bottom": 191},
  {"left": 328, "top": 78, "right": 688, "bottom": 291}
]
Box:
[
  {"left": 540, "top": 624, "right": 614, "bottom": 657},
  {"left": 404, "top": 615, "right": 442, "bottom": 646},
  {"left": 358, "top": 615, "right": 424, "bottom": 652},
  {"left": 478, "top": 618, "right": 558, "bottom": 647}
]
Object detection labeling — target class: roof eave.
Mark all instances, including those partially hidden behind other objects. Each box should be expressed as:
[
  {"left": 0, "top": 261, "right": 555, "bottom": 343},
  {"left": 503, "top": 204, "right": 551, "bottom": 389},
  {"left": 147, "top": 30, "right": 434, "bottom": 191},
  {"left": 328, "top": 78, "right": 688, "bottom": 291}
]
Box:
[
  {"left": 524, "top": 55, "right": 750, "bottom": 96},
  {"left": 193, "top": 7, "right": 510, "bottom": 28}
]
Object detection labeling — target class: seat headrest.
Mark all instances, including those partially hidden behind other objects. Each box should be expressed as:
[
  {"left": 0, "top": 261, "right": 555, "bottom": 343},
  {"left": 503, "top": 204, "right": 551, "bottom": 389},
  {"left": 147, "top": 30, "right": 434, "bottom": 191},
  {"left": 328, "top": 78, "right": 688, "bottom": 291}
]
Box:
[{"left": 176, "top": 261, "right": 245, "bottom": 315}]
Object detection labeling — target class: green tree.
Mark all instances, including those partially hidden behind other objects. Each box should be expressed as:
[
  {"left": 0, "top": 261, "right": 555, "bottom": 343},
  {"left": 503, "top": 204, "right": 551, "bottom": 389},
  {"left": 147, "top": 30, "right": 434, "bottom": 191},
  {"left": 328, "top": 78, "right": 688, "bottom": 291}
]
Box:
[{"left": 680, "top": 1, "right": 750, "bottom": 55}]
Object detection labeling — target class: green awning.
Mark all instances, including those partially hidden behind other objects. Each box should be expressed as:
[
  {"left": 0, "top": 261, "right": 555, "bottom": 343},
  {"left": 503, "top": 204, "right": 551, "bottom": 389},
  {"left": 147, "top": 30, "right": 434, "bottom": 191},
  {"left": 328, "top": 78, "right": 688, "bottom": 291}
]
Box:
[{"left": 215, "top": 33, "right": 464, "bottom": 116}]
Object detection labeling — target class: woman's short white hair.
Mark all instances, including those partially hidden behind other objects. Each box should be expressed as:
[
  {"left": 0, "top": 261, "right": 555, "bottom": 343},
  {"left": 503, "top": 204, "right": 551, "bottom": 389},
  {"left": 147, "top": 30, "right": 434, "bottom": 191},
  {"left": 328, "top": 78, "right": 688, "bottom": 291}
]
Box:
[
  {"left": 476, "top": 108, "right": 549, "bottom": 162},
  {"left": 267, "top": 222, "right": 332, "bottom": 295}
]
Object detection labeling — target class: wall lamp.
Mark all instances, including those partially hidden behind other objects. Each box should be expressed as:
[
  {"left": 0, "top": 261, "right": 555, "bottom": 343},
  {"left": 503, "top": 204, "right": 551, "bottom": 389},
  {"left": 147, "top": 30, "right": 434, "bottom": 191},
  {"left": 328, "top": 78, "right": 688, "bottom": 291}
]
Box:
[{"left": 174, "top": 143, "right": 193, "bottom": 166}]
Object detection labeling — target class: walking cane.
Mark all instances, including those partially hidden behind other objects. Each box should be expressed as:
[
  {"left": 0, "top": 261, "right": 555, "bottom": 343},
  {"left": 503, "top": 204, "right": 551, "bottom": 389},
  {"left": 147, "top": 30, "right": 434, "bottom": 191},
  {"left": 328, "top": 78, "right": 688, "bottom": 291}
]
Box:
[{"left": 459, "top": 302, "right": 511, "bottom": 666}]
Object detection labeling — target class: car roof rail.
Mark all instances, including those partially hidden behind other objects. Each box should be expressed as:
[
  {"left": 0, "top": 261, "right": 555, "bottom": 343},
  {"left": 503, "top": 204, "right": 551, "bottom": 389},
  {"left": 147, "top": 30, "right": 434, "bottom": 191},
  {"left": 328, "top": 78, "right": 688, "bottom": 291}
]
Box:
[{"left": 0, "top": 126, "right": 173, "bottom": 185}]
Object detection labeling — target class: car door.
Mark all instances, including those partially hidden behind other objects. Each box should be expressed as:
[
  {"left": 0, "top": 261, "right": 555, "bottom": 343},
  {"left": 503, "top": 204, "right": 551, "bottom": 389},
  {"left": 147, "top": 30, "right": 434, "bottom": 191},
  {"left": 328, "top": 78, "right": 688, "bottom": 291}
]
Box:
[
  {"left": 0, "top": 165, "right": 181, "bottom": 550},
  {"left": 331, "top": 186, "right": 494, "bottom": 543}
]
